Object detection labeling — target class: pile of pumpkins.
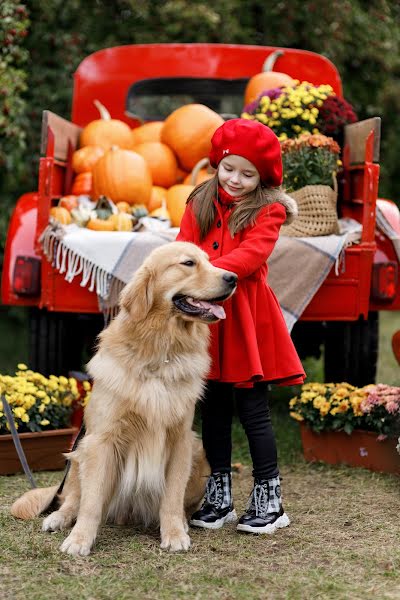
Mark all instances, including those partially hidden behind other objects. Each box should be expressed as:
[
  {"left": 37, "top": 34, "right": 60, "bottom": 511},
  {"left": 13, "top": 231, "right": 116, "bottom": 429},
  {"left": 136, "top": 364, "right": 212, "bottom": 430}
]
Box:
[
  {"left": 51, "top": 52, "right": 296, "bottom": 232},
  {"left": 51, "top": 101, "right": 222, "bottom": 232}
]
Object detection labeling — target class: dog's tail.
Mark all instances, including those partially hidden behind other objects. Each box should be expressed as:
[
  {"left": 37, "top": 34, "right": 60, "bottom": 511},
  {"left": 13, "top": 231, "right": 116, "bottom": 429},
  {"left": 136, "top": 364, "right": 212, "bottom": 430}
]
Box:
[{"left": 10, "top": 485, "right": 59, "bottom": 520}]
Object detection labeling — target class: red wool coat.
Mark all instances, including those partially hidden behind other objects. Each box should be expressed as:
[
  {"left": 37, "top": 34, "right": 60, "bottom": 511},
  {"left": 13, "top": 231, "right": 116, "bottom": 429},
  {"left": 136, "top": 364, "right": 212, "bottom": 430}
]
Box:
[{"left": 177, "top": 197, "right": 306, "bottom": 386}]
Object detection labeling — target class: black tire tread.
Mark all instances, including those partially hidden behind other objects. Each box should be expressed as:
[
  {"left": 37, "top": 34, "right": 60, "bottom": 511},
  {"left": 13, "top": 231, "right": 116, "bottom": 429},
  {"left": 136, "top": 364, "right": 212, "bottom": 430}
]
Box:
[{"left": 324, "top": 312, "right": 378, "bottom": 386}]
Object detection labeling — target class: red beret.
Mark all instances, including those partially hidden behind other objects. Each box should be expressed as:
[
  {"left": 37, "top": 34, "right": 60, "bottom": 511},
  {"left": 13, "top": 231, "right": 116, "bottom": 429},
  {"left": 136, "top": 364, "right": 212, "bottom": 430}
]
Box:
[{"left": 209, "top": 118, "right": 283, "bottom": 187}]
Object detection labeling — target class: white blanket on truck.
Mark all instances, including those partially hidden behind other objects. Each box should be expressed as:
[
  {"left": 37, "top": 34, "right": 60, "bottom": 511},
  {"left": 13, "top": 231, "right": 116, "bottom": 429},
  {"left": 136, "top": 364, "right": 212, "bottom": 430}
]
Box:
[{"left": 40, "top": 218, "right": 363, "bottom": 331}]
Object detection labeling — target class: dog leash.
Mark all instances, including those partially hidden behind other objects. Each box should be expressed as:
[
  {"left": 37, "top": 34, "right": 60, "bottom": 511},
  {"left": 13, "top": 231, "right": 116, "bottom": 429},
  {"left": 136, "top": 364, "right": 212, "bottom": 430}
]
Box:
[
  {"left": 2, "top": 392, "right": 86, "bottom": 511},
  {"left": 2, "top": 394, "right": 37, "bottom": 489},
  {"left": 44, "top": 423, "right": 87, "bottom": 514}
]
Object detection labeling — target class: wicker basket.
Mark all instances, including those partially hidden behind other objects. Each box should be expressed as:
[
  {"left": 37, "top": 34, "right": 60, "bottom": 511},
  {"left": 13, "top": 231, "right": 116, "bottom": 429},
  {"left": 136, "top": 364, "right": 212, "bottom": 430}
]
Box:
[{"left": 281, "top": 178, "right": 339, "bottom": 237}]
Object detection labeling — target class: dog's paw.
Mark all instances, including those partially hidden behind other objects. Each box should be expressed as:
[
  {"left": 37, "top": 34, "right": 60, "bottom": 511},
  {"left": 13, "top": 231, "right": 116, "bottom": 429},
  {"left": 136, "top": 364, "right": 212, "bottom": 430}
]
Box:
[
  {"left": 60, "top": 531, "right": 93, "bottom": 556},
  {"left": 42, "top": 511, "right": 72, "bottom": 532},
  {"left": 160, "top": 529, "right": 191, "bottom": 552}
]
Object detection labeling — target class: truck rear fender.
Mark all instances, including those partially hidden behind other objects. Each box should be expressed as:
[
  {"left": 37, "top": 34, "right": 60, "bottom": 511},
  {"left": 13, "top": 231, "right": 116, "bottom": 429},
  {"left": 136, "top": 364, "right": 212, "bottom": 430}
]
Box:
[
  {"left": 371, "top": 198, "right": 400, "bottom": 303},
  {"left": 1, "top": 192, "right": 41, "bottom": 306}
]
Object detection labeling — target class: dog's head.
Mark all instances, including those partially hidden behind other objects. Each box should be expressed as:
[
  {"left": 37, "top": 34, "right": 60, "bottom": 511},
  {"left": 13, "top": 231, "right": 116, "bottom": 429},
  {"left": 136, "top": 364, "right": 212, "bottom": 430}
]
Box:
[{"left": 120, "top": 241, "right": 237, "bottom": 323}]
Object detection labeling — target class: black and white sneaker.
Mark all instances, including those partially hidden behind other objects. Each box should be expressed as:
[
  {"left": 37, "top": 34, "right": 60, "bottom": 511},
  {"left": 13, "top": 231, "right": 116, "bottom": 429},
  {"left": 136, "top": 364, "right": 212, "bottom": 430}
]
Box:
[
  {"left": 237, "top": 476, "right": 290, "bottom": 534},
  {"left": 190, "top": 472, "right": 237, "bottom": 530}
]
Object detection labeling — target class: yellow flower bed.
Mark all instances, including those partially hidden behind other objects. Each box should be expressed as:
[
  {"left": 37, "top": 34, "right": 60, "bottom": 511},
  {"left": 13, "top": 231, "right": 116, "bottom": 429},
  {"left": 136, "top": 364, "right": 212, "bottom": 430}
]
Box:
[{"left": 0, "top": 364, "right": 91, "bottom": 434}]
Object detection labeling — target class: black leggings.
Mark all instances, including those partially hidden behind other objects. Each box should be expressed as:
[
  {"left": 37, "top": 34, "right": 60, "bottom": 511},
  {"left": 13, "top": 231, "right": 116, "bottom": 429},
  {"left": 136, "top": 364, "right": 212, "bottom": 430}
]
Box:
[{"left": 200, "top": 380, "right": 279, "bottom": 480}]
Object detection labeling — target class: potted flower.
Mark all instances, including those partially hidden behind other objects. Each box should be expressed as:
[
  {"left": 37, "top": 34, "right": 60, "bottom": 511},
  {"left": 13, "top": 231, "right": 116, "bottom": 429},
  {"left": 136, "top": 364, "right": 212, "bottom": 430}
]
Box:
[
  {"left": 279, "top": 133, "right": 341, "bottom": 237},
  {"left": 241, "top": 80, "right": 335, "bottom": 140},
  {"left": 290, "top": 382, "right": 400, "bottom": 474},
  {"left": 241, "top": 80, "right": 357, "bottom": 145},
  {"left": 317, "top": 95, "right": 358, "bottom": 147},
  {"left": 0, "top": 364, "right": 91, "bottom": 475}
]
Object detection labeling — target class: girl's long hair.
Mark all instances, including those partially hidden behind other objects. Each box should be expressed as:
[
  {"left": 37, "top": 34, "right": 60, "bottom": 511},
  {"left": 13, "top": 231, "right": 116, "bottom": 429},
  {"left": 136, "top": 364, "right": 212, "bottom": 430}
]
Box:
[{"left": 187, "top": 174, "right": 283, "bottom": 241}]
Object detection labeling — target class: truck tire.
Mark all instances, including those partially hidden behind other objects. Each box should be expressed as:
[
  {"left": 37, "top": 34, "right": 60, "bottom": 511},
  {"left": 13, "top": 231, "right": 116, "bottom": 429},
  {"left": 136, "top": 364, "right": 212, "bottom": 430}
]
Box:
[
  {"left": 324, "top": 312, "right": 379, "bottom": 386},
  {"left": 28, "top": 308, "right": 103, "bottom": 376}
]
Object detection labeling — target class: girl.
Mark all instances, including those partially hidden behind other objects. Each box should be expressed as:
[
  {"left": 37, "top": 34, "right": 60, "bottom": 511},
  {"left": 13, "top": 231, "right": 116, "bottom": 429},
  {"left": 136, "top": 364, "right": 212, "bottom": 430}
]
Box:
[{"left": 177, "top": 118, "right": 305, "bottom": 534}]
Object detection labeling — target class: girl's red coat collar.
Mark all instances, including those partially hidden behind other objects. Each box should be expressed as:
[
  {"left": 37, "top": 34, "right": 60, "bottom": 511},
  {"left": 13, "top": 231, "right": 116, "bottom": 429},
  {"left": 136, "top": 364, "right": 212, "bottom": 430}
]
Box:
[{"left": 217, "top": 185, "right": 243, "bottom": 206}]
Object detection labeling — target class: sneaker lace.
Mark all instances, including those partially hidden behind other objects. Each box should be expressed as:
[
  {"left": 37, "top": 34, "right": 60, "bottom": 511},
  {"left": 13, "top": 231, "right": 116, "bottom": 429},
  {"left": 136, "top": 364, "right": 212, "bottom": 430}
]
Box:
[
  {"left": 203, "top": 474, "right": 223, "bottom": 509},
  {"left": 247, "top": 482, "right": 269, "bottom": 518}
]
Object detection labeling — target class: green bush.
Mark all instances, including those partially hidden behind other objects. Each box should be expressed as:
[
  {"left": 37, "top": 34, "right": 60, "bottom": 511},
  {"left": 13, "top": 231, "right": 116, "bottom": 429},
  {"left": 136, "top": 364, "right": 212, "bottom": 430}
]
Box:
[{"left": 0, "top": 1, "right": 29, "bottom": 268}]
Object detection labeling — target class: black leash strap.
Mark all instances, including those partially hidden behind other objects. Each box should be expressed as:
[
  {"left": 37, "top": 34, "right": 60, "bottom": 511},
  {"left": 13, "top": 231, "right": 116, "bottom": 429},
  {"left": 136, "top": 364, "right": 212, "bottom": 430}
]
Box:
[
  {"left": 55, "top": 423, "right": 86, "bottom": 496},
  {"left": 45, "top": 422, "right": 86, "bottom": 514},
  {"left": 2, "top": 394, "right": 37, "bottom": 489}
]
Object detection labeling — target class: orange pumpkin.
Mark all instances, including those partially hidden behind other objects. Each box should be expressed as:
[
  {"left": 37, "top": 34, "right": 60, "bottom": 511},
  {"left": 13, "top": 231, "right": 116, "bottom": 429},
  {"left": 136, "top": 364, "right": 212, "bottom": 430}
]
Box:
[
  {"left": 92, "top": 146, "right": 152, "bottom": 206},
  {"left": 72, "top": 145, "right": 105, "bottom": 173},
  {"left": 244, "top": 50, "right": 294, "bottom": 105},
  {"left": 184, "top": 158, "right": 215, "bottom": 186},
  {"left": 71, "top": 172, "right": 92, "bottom": 196},
  {"left": 166, "top": 184, "right": 194, "bottom": 227},
  {"left": 50, "top": 206, "right": 72, "bottom": 225},
  {"left": 184, "top": 169, "right": 212, "bottom": 185},
  {"left": 133, "top": 141, "right": 178, "bottom": 188},
  {"left": 176, "top": 167, "right": 189, "bottom": 183},
  {"left": 108, "top": 213, "right": 133, "bottom": 232},
  {"left": 80, "top": 100, "right": 134, "bottom": 150},
  {"left": 87, "top": 218, "right": 115, "bottom": 231},
  {"left": 150, "top": 199, "right": 171, "bottom": 221},
  {"left": 131, "top": 121, "right": 163, "bottom": 146},
  {"left": 58, "top": 195, "right": 78, "bottom": 211},
  {"left": 161, "top": 104, "right": 224, "bottom": 172},
  {"left": 148, "top": 186, "right": 167, "bottom": 213}
]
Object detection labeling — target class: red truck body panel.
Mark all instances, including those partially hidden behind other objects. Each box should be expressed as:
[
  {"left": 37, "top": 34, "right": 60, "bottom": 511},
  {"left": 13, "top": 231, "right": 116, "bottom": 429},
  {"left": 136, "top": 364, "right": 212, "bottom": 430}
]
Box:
[
  {"left": 72, "top": 44, "right": 342, "bottom": 127},
  {"left": 2, "top": 43, "right": 398, "bottom": 323}
]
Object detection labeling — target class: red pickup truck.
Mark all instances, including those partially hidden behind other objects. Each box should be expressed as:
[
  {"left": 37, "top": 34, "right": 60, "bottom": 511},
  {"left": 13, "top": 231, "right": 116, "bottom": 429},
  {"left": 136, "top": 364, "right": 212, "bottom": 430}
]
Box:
[{"left": 2, "top": 43, "right": 399, "bottom": 385}]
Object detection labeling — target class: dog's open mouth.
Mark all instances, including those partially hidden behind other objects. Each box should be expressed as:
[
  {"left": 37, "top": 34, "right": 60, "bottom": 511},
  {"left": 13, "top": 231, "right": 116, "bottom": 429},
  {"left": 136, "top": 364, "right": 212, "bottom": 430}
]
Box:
[{"left": 173, "top": 295, "right": 227, "bottom": 321}]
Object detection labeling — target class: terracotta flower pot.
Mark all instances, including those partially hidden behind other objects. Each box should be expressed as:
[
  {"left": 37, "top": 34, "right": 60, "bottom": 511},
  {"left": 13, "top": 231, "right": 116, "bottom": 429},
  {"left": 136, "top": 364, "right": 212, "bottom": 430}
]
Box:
[
  {"left": 300, "top": 423, "right": 400, "bottom": 475},
  {"left": 0, "top": 428, "right": 78, "bottom": 475}
]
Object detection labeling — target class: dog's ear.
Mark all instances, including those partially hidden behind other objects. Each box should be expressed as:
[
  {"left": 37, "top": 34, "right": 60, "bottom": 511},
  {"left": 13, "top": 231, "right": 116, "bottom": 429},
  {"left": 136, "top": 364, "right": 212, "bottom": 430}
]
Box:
[{"left": 120, "top": 265, "right": 155, "bottom": 321}]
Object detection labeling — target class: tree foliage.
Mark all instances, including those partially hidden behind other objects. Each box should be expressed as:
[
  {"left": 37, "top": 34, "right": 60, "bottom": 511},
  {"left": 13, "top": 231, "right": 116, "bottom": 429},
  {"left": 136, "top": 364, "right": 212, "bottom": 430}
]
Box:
[
  {"left": 2, "top": 0, "right": 400, "bottom": 246},
  {"left": 0, "top": 1, "right": 29, "bottom": 262}
]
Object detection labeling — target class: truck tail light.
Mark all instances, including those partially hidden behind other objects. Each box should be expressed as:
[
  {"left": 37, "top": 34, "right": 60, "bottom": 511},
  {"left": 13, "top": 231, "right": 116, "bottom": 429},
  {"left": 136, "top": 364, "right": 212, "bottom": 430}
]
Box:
[
  {"left": 12, "top": 256, "right": 41, "bottom": 296},
  {"left": 371, "top": 262, "right": 398, "bottom": 302}
]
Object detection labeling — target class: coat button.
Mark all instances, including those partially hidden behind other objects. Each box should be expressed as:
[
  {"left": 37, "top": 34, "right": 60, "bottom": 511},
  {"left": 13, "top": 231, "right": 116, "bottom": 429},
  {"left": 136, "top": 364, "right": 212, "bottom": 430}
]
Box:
[
  {"left": 212, "top": 241, "right": 219, "bottom": 250},
  {"left": 217, "top": 220, "right": 222, "bottom": 228}
]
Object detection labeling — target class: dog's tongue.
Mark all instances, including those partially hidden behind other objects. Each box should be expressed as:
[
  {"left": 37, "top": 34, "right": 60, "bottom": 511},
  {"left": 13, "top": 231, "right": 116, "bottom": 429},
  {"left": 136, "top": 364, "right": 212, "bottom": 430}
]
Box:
[
  {"left": 187, "top": 298, "right": 226, "bottom": 319},
  {"left": 201, "top": 300, "right": 226, "bottom": 319}
]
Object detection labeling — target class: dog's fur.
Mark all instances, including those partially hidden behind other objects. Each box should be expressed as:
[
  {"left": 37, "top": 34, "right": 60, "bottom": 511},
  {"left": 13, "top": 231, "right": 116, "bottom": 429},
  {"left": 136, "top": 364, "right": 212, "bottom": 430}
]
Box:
[{"left": 11, "top": 241, "right": 237, "bottom": 555}]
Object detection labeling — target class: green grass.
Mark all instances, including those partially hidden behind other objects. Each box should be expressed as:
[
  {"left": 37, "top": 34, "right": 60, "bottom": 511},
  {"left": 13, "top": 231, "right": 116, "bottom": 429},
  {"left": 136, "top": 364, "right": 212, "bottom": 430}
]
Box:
[
  {"left": 0, "top": 306, "right": 28, "bottom": 373},
  {"left": 1, "top": 311, "right": 400, "bottom": 598},
  {"left": 2, "top": 464, "right": 400, "bottom": 599}
]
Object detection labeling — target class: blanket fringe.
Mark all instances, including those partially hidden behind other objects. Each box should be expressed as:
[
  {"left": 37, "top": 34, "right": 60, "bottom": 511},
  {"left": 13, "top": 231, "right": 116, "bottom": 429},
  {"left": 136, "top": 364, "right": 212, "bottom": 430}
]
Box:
[{"left": 40, "top": 223, "right": 122, "bottom": 314}]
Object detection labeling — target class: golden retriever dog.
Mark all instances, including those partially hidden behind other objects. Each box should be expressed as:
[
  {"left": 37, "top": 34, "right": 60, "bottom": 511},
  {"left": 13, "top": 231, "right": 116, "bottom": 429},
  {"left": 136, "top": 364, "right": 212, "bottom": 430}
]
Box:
[{"left": 11, "top": 241, "right": 237, "bottom": 555}]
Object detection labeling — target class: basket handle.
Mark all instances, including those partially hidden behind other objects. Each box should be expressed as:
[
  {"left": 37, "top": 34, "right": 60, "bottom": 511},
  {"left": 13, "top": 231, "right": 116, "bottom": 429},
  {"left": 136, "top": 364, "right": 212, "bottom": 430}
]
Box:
[{"left": 332, "top": 172, "right": 338, "bottom": 193}]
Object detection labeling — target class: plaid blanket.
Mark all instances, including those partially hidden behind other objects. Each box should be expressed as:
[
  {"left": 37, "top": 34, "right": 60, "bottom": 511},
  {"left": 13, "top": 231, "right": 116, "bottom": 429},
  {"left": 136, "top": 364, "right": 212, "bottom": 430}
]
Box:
[
  {"left": 40, "top": 218, "right": 363, "bottom": 328},
  {"left": 268, "top": 229, "right": 354, "bottom": 331}
]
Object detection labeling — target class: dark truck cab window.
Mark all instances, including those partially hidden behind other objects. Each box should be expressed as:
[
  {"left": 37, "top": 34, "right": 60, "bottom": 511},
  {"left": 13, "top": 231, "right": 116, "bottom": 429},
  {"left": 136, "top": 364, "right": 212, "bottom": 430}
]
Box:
[{"left": 126, "top": 77, "right": 249, "bottom": 121}]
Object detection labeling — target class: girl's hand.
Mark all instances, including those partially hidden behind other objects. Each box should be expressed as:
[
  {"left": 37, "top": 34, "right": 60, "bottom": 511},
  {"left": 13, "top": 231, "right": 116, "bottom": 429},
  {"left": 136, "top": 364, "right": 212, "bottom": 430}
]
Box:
[{"left": 211, "top": 203, "right": 286, "bottom": 280}]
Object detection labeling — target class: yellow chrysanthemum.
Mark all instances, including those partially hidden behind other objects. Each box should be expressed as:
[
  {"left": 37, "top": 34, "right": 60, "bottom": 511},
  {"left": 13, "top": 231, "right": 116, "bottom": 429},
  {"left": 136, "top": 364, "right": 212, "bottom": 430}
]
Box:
[
  {"left": 319, "top": 401, "right": 331, "bottom": 417},
  {"left": 290, "top": 411, "right": 304, "bottom": 422},
  {"left": 13, "top": 406, "right": 26, "bottom": 418}
]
